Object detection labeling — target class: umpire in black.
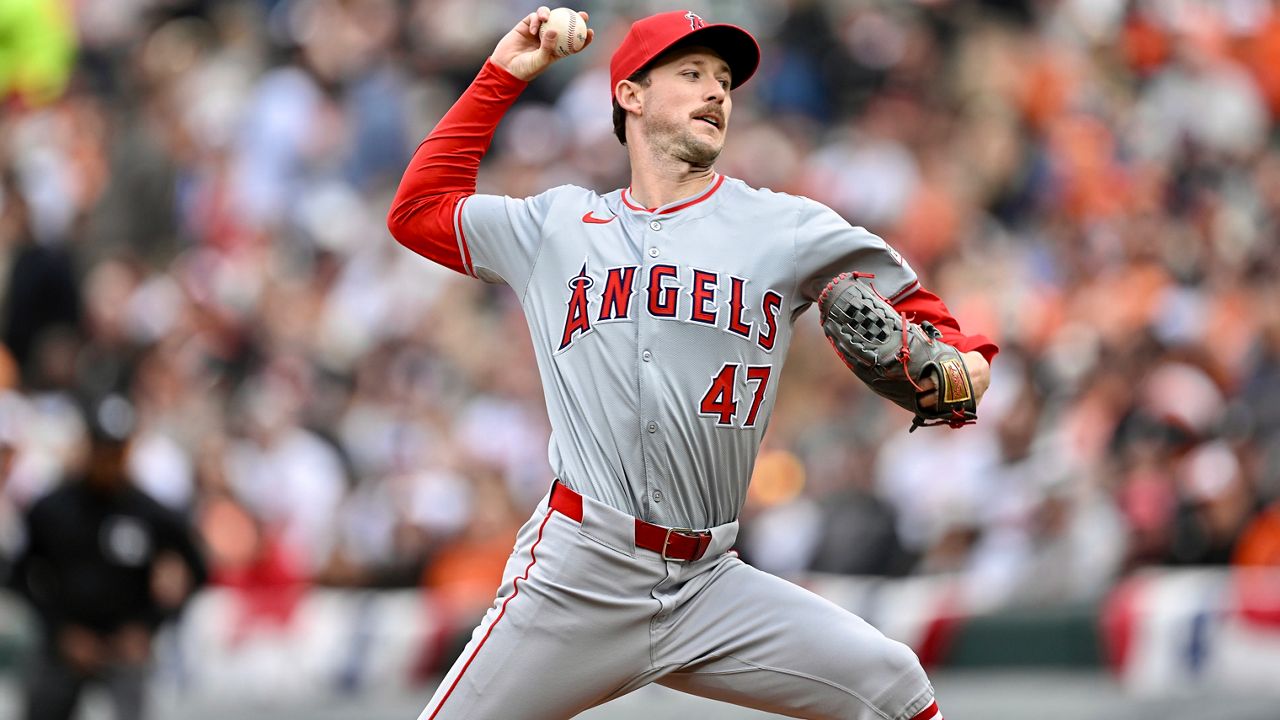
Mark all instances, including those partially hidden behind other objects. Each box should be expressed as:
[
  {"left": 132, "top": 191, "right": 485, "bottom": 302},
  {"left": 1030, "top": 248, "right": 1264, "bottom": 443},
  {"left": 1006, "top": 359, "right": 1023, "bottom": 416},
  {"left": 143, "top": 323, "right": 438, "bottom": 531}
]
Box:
[{"left": 10, "top": 394, "right": 208, "bottom": 720}]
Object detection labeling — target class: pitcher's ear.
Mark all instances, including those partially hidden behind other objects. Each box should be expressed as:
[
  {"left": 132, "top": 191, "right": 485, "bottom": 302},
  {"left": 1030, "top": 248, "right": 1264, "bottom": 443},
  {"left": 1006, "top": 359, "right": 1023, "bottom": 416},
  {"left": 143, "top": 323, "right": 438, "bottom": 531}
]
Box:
[{"left": 615, "top": 79, "right": 644, "bottom": 115}]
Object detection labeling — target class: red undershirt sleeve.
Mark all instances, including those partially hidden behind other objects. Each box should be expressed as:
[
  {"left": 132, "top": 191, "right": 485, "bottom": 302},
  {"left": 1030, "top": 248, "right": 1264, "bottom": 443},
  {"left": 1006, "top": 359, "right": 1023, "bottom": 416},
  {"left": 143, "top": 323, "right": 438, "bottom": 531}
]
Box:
[
  {"left": 892, "top": 286, "right": 999, "bottom": 365},
  {"left": 386, "top": 59, "right": 528, "bottom": 276}
]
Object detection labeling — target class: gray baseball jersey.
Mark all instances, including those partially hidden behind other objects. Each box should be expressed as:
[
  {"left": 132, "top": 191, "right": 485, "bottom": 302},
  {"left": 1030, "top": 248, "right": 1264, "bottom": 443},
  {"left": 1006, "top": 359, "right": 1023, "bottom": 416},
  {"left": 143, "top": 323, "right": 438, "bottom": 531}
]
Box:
[{"left": 456, "top": 173, "right": 919, "bottom": 530}]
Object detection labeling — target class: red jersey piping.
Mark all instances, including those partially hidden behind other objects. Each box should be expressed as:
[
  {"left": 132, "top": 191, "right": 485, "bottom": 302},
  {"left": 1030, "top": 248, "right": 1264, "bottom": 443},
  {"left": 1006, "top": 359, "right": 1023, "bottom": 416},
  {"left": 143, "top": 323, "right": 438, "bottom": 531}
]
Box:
[
  {"left": 620, "top": 188, "right": 649, "bottom": 212},
  {"left": 621, "top": 173, "right": 725, "bottom": 215},
  {"left": 888, "top": 279, "right": 922, "bottom": 303},
  {"left": 454, "top": 195, "right": 475, "bottom": 277},
  {"left": 663, "top": 173, "right": 725, "bottom": 213}
]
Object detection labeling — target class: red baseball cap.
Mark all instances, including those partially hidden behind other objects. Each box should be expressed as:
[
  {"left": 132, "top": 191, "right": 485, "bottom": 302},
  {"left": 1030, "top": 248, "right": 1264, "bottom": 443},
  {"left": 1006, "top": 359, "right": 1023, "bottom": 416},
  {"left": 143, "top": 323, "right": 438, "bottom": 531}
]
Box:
[{"left": 610, "top": 10, "right": 761, "bottom": 102}]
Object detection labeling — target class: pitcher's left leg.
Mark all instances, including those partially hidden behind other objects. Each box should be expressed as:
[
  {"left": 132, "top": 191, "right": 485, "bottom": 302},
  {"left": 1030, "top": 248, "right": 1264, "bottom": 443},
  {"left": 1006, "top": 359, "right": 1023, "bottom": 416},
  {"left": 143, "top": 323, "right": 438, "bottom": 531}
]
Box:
[{"left": 657, "top": 558, "right": 939, "bottom": 720}]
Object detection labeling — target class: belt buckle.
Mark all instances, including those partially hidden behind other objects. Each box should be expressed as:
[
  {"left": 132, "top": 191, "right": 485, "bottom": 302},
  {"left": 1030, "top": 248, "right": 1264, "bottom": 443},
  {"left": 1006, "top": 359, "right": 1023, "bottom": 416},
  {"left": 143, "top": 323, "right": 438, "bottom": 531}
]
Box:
[{"left": 661, "top": 526, "right": 696, "bottom": 562}]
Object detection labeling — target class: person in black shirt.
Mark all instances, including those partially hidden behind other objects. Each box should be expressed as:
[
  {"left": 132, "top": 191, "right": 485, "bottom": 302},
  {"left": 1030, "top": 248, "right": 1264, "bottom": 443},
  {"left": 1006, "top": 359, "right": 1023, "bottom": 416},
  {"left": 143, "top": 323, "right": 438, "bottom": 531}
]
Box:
[{"left": 11, "top": 395, "right": 207, "bottom": 720}]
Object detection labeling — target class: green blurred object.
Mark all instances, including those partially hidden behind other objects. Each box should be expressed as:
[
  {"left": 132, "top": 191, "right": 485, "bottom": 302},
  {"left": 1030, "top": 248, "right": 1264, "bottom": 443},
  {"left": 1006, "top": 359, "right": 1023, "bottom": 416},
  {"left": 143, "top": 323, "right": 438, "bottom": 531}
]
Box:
[
  {"left": 0, "top": 0, "right": 76, "bottom": 106},
  {"left": 943, "top": 603, "right": 1105, "bottom": 668}
]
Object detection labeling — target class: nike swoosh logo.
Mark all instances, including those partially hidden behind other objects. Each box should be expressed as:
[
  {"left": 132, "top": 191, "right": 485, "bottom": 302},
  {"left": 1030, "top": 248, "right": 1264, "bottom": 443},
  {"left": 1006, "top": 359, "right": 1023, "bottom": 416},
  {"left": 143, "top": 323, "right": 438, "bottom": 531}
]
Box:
[{"left": 582, "top": 211, "right": 616, "bottom": 224}]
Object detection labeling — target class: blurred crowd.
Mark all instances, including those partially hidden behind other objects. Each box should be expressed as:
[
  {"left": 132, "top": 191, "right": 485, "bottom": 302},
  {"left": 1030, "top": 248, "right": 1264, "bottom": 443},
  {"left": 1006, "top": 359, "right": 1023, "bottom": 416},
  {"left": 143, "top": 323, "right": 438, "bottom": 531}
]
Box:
[{"left": 2, "top": 0, "right": 1280, "bottom": 626}]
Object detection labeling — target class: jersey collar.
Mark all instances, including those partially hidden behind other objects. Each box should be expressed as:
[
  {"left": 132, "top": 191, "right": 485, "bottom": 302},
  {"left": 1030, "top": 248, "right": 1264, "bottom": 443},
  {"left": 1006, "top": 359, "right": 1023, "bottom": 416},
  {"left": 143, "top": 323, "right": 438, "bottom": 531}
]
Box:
[{"left": 621, "top": 173, "right": 725, "bottom": 215}]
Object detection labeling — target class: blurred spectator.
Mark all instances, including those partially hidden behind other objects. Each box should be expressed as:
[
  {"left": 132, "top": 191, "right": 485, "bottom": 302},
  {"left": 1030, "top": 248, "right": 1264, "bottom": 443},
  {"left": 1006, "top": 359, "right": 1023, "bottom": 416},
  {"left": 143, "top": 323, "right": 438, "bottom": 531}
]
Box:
[
  {"left": 9, "top": 395, "right": 207, "bottom": 720},
  {"left": 421, "top": 470, "right": 522, "bottom": 618},
  {"left": 0, "top": 369, "right": 21, "bottom": 584},
  {"left": 806, "top": 443, "right": 909, "bottom": 577},
  {"left": 223, "top": 372, "right": 346, "bottom": 574},
  {"left": 1236, "top": 501, "right": 1280, "bottom": 567},
  {"left": 0, "top": 170, "right": 79, "bottom": 385}
]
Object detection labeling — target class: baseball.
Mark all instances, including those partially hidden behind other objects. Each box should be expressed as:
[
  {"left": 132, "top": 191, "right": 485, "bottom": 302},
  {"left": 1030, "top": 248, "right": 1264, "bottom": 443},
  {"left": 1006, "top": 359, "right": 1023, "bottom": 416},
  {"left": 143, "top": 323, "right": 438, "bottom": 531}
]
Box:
[{"left": 541, "top": 7, "right": 588, "bottom": 58}]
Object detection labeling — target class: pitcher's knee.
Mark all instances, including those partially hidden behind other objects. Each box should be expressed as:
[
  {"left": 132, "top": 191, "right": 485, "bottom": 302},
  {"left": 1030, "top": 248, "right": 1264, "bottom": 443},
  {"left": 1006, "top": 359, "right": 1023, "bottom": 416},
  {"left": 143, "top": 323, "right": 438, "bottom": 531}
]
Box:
[
  {"left": 883, "top": 637, "right": 927, "bottom": 682},
  {"left": 872, "top": 639, "right": 934, "bottom": 720}
]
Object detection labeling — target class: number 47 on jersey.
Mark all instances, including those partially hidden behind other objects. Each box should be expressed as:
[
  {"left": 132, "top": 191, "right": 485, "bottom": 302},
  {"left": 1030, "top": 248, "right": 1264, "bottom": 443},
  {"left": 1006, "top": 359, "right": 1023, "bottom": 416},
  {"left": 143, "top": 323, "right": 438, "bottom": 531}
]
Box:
[{"left": 699, "top": 363, "right": 771, "bottom": 428}]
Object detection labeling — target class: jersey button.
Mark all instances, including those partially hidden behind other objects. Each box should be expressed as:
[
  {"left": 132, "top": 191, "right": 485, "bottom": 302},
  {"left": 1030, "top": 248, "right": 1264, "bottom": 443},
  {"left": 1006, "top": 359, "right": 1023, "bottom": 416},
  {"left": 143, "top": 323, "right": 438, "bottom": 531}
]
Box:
[
  {"left": 642, "top": 350, "right": 652, "bottom": 362},
  {"left": 647, "top": 421, "right": 658, "bottom": 433},
  {"left": 649, "top": 220, "right": 662, "bottom": 231},
  {"left": 647, "top": 247, "right": 659, "bottom": 258},
  {"left": 653, "top": 490, "right": 663, "bottom": 504}
]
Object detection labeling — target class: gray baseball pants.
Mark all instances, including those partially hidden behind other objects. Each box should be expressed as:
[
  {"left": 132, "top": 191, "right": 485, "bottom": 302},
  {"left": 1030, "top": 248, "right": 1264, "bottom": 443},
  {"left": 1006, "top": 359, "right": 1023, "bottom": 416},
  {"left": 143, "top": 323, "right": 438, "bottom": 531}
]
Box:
[{"left": 417, "top": 485, "right": 940, "bottom": 720}]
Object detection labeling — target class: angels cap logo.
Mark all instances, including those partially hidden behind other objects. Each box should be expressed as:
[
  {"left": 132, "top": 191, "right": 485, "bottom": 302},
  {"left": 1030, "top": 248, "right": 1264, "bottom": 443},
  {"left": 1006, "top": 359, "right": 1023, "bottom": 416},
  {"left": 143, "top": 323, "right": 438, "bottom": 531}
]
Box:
[{"left": 685, "top": 11, "right": 705, "bottom": 30}]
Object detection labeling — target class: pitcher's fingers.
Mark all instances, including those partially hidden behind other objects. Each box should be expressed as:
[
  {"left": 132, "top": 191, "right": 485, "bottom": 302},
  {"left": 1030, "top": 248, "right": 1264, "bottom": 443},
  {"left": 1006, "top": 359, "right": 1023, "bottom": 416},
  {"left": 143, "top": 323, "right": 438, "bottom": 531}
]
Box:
[
  {"left": 540, "top": 27, "right": 558, "bottom": 52},
  {"left": 529, "top": 6, "right": 551, "bottom": 37},
  {"left": 520, "top": 11, "right": 539, "bottom": 38}
]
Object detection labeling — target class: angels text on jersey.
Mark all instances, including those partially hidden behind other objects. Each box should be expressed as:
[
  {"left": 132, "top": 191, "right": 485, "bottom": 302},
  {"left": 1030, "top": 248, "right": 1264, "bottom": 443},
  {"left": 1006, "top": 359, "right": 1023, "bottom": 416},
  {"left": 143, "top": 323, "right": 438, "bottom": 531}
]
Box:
[{"left": 557, "top": 260, "right": 783, "bottom": 354}]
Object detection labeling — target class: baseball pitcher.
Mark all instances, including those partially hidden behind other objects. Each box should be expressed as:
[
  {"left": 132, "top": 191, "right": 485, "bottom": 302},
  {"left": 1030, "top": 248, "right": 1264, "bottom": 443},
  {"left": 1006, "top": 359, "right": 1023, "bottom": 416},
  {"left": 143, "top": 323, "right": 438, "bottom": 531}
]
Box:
[{"left": 389, "top": 7, "right": 997, "bottom": 719}]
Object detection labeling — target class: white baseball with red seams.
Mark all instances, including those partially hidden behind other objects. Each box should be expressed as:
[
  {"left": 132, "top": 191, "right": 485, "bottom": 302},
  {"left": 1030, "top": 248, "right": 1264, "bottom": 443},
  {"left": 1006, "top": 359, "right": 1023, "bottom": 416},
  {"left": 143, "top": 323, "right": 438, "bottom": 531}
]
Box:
[
  {"left": 388, "top": 8, "right": 989, "bottom": 720},
  {"left": 540, "top": 7, "right": 588, "bottom": 57}
]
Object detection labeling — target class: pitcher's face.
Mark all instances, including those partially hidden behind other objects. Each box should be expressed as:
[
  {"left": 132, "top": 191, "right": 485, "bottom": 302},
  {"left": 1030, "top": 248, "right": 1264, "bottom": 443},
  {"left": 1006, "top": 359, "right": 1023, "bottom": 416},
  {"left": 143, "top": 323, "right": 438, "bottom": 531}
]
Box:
[{"left": 637, "top": 47, "right": 732, "bottom": 167}]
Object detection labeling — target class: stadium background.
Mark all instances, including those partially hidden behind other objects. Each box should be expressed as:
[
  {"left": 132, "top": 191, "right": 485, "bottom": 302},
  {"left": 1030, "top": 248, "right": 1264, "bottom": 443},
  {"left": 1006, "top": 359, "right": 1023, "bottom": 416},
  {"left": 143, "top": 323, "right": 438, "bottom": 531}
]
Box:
[{"left": 2, "top": 0, "right": 1280, "bottom": 718}]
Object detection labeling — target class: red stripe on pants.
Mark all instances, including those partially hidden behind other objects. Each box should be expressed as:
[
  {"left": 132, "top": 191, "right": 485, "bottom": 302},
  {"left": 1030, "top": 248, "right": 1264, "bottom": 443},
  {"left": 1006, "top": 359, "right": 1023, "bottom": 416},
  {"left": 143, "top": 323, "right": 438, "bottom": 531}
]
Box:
[
  {"left": 909, "top": 699, "right": 941, "bottom": 720},
  {"left": 427, "top": 511, "right": 554, "bottom": 718}
]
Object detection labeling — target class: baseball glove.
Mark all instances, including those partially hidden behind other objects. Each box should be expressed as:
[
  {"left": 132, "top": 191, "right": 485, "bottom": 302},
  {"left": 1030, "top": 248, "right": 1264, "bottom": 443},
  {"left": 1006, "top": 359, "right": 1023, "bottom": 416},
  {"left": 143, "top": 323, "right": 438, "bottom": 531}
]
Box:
[{"left": 818, "top": 272, "right": 977, "bottom": 432}]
